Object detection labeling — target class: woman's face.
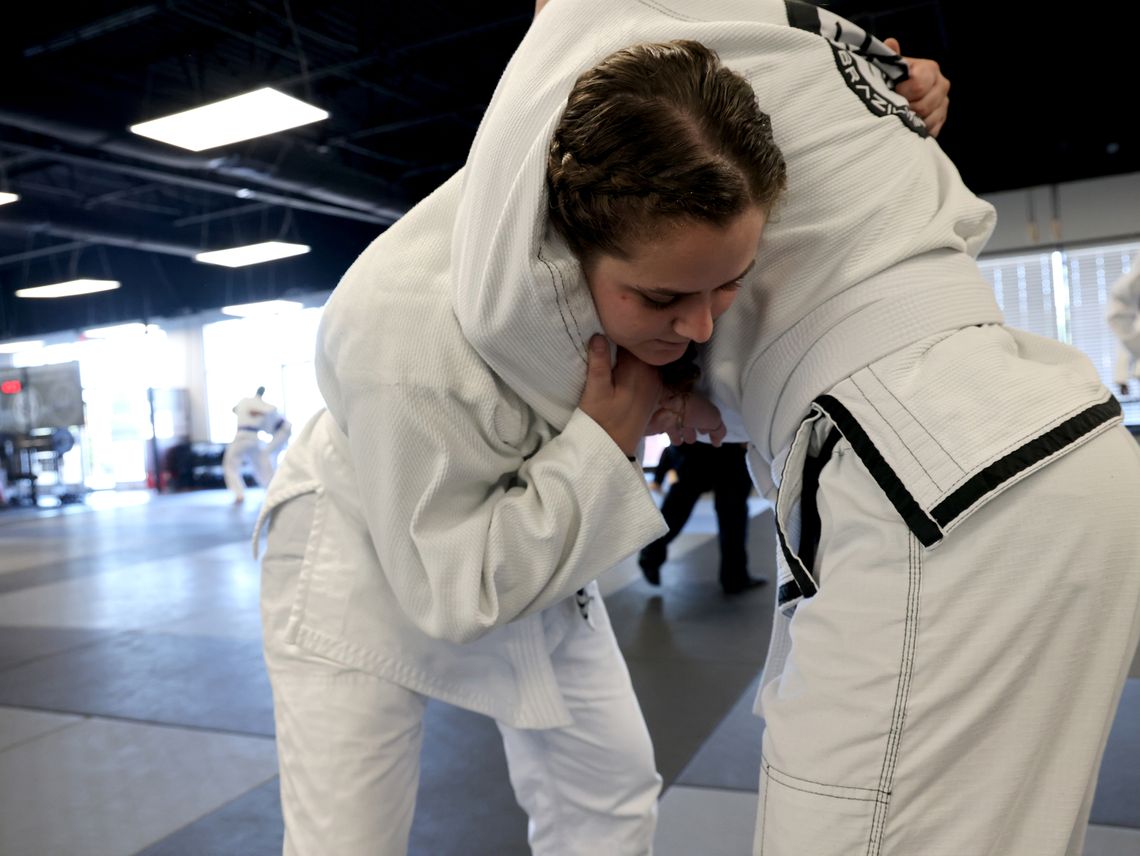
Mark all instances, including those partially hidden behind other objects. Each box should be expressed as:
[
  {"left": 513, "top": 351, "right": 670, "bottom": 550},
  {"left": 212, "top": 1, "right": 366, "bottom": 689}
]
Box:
[{"left": 585, "top": 206, "right": 766, "bottom": 366}]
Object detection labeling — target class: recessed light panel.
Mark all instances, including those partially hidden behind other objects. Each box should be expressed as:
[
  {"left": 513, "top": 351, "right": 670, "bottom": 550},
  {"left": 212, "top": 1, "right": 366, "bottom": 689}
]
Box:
[
  {"left": 195, "top": 241, "right": 310, "bottom": 268},
  {"left": 0, "top": 339, "right": 44, "bottom": 353},
  {"left": 130, "top": 87, "right": 328, "bottom": 151},
  {"left": 221, "top": 299, "right": 303, "bottom": 317},
  {"left": 15, "top": 279, "right": 121, "bottom": 298}
]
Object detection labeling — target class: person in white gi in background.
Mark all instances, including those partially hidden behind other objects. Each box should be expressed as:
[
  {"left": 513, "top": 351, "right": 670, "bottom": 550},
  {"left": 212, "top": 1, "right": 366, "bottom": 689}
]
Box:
[
  {"left": 263, "top": 411, "right": 292, "bottom": 468},
  {"left": 458, "top": 2, "right": 1140, "bottom": 854},
  {"left": 1112, "top": 343, "right": 1139, "bottom": 396},
  {"left": 256, "top": 5, "right": 951, "bottom": 854},
  {"left": 222, "top": 385, "right": 276, "bottom": 503},
  {"left": 1107, "top": 251, "right": 1140, "bottom": 396}
]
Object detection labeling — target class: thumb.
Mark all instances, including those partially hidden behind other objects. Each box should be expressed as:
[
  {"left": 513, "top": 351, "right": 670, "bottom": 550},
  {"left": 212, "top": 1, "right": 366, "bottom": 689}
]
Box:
[
  {"left": 883, "top": 36, "right": 900, "bottom": 54},
  {"left": 583, "top": 334, "right": 613, "bottom": 396}
]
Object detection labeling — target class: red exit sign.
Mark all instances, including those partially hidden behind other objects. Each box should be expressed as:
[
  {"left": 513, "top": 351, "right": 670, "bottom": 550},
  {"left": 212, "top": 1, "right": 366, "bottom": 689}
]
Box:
[{"left": 1, "top": 379, "right": 22, "bottom": 394}]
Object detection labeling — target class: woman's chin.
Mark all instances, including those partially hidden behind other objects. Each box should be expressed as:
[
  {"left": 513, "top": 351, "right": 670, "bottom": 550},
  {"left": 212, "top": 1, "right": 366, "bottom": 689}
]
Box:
[{"left": 636, "top": 340, "right": 690, "bottom": 365}]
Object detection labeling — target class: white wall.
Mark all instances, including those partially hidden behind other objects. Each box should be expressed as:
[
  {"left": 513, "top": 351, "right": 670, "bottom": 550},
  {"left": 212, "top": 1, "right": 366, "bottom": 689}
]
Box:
[
  {"left": 158, "top": 319, "right": 210, "bottom": 442},
  {"left": 981, "top": 170, "right": 1140, "bottom": 256}
]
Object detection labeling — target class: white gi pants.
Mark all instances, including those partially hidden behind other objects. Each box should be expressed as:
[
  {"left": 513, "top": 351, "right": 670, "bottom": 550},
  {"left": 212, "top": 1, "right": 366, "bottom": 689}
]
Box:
[
  {"left": 261, "top": 494, "right": 661, "bottom": 856},
  {"left": 755, "top": 418, "right": 1140, "bottom": 856},
  {"left": 223, "top": 429, "right": 272, "bottom": 499}
]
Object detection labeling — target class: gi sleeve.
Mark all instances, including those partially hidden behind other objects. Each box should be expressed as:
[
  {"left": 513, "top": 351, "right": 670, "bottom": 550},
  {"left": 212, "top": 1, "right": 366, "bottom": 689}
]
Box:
[{"left": 339, "top": 374, "right": 667, "bottom": 645}]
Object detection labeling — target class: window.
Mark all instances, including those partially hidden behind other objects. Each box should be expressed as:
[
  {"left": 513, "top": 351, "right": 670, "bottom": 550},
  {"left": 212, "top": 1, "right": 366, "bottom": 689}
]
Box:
[
  {"left": 978, "top": 241, "right": 1140, "bottom": 394},
  {"left": 12, "top": 329, "right": 178, "bottom": 489},
  {"left": 977, "top": 252, "right": 1058, "bottom": 341},
  {"left": 1065, "top": 242, "right": 1140, "bottom": 389}
]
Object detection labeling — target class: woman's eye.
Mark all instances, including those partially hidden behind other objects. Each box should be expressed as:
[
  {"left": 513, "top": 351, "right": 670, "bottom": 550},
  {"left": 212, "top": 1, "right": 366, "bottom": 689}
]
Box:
[
  {"left": 642, "top": 294, "right": 677, "bottom": 310},
  {"left": 719, "top": 279, "right": 744, "bottom": 292}
]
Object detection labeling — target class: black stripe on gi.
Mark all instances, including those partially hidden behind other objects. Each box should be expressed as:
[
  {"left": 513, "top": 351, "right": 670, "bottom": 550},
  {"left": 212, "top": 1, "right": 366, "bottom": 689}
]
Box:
[
  {"left": 931, "top": 396, "right": 1122, "bottom": 526},
  {"left": 777, "top": 579, "right": 804, "bottom": 606},
  {"left": 784, "top": 0, "right": 821, "bottom": 34},
  {"left": 813, "top": 393, "right": 1122, "bottom": 547},
  {"left": 775, "top": 472, "right": 823, "bottom": 605},
  {"left": 814, "top": 395, "right": 944, "bottom": 547},
  {"left": 775, "top": 425, "right": 842, "bottom": 607},
  {"left": 797, "top": 426, "right": 843, "bottom": 575}
]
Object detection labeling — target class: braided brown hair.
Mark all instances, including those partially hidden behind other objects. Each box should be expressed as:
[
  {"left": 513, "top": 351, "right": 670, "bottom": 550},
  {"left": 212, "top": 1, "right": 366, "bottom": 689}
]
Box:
[{"left": 547, "top": 39, "right": 786, "bottom": 267}]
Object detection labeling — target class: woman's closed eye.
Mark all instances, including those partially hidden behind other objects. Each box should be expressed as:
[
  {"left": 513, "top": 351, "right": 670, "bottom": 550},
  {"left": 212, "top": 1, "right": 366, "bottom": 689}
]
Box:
[
  {"left": 640, "top": 278, "right": 743, "bottom": 310},
  {"left": 641, "top": 293, "right": 679, "bottom": 310}
]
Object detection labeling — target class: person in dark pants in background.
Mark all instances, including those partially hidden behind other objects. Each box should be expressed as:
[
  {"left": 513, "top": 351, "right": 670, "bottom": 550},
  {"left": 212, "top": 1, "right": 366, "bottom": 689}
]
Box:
[
  {"left": 639, "top": 441, "right": 765, "bottom": 594},
  {"left": 648, "top": 443, "right": 681, "bottom": 493}
]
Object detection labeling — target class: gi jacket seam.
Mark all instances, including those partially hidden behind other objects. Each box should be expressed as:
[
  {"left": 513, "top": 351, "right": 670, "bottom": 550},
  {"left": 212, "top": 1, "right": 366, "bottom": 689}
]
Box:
[
  {"left": 866, "top": 534, "right": 921, "bottom": 855},
  {"left": 813, "top": 394, "right": 1122, "bottom": 546},
  {"left": 865, "top": 363, "right": 962, "bottom": 475},
  {"left": 536, "top": 249, "right": 586, "bottom": 365},
  {"left": 850, "top": 372, "right": 945, "bottom": 490}
]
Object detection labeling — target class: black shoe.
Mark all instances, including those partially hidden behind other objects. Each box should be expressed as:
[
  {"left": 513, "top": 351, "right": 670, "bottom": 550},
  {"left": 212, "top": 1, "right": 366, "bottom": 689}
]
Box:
[
  {"left": 638, "top": 544, "right": 665, "bottom": 586},
  {"left": 721, "top": 574, "right": 766, "bottom": 595}
]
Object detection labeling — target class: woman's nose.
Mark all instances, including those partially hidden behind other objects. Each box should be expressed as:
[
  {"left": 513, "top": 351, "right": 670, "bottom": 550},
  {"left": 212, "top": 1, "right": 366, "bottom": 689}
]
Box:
[{"left": 673, "top": 299, "right": 714, "bottom": 343}]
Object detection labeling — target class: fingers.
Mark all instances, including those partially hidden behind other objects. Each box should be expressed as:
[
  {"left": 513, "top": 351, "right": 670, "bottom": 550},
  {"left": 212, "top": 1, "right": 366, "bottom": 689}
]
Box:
[
  {"left": 881, "top": 37, "right": 911, "bottom": 81},
  {"left": 646, "top": 407, "right": 676, "bottom": 438},
  {"left": 899, "top": 58, "right": 949, "bottom": 109},
  {"left": 887, "top": 51, "right": 950, "bottom": 138},
  {"left": 583, "top": 334, "right": 613, "bottom": 397},
  {"left": 579, "top": 341, "right": 667, "bottom": 455},
  {"left": 903, "top": 66, "right": 949, "bottom": 137},
  {"left": 708, "top": 421, "right": 727, "bottom": 447},
  {"left": 921, "top": 101, "right": 947, "bottom": 138}
]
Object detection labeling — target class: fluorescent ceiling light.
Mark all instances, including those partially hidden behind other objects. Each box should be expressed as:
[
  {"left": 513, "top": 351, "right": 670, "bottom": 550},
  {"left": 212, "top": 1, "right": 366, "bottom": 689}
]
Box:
[
  {"left": 0, "top": 339, "right": 44, "bottom": 354},
  {"left": 82, "top": 323, "right": 164, "bottom": 339},
  {"left": 16, "top": 279, "right": 121, "bottom": 299},
  {"left": 130, "top": 87, "right": 328, "bottom": 151},
  {"left": 195, "top": 241, "right": 310, "bottom": 268},
  {"left": 221, "top": 299, "right": 303, "bottom": 318},
  {"left": 0, "top": 192, "right": 18, "bottom": 206}
]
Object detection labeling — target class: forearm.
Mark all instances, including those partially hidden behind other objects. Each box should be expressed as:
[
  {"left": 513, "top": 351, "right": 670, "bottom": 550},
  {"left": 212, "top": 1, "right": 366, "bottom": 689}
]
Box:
[{"left": 349, "top": 385, "right": 664, "bottom": 644}]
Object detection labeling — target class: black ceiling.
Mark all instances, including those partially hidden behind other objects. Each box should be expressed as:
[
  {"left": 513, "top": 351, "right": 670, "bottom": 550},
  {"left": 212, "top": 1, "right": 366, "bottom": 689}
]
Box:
[{"left": 3, "top": 1, "right": 1137, "bottom": 341}]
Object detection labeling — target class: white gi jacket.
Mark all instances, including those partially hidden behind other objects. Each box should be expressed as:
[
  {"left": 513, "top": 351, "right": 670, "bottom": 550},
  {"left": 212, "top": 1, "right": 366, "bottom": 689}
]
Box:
[
  {"left": 255, "top": 172, "right": 666, "bottom": 730},
  {"left": 233, "top": 394, "right": 275, "bottom": 432},
  {"left": 455, "top": 0, "right": 1121, "bottom": 613}
]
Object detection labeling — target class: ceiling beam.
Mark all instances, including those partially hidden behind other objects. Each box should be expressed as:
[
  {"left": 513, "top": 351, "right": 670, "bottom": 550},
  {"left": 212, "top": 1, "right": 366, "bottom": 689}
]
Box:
[
  {"left": 1, "top": 140, "right": 402, "bottom": 226},
  {"left": 0, "top": 209, "right": 203, "bottom": 259},
  {"left": 22, "top": 5, "right": 160, "bottom": 58}
]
